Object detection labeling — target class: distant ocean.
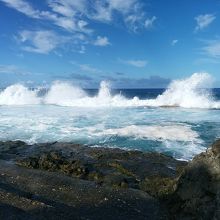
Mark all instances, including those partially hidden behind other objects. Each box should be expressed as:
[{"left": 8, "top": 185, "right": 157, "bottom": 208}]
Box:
[{"left": 0, "top": 72, "right": 220, "bottom": 160}]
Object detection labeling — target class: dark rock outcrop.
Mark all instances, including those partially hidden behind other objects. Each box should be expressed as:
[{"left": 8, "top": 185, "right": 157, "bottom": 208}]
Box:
[
  {"left": 16, "top": 143, "right": 186, "bottom": 194},
  {"left": 2, "top": 139, "right": 220, "bottom": 219},
  {"left": 168, "top": 140, "right": 220, "bottom": 220}
]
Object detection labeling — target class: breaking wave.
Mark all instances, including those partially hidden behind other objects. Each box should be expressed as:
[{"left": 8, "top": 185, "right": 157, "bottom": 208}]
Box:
[
  {"left": 93, "top": 124, "right": 200, "bottom": 142},
  {"left": 0, "top": 84, "right": 40, "bottom": 105},
  {"left": 0, "top": 72, "right": 220, "bottom": 108}
]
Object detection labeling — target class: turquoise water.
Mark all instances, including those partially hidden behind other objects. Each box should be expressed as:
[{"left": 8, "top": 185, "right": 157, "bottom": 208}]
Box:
[{"left": 0, "top": 105, "right": 219, "bottom": 160}]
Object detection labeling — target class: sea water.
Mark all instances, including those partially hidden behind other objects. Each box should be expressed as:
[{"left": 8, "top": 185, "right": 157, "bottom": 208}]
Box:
[{"left": 0, "top": 72, "right": 220, "bottom": 160}]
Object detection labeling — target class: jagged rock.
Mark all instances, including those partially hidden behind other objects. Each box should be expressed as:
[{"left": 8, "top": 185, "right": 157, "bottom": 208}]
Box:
[
  {"left": 16, "top": 144, "right": 186, "bottom": 193},
  {"left": 168, "top": 139, "right": 220, "bottom": 220}
]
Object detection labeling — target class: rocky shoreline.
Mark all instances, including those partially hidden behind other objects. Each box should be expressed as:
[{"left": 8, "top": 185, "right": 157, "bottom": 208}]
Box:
[{"left": 0, "top": 140, "right": 219, "bottom": 219}]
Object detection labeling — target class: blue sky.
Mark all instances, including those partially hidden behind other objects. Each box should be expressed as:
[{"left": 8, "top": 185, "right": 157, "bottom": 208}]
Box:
[{"left": 0, "top": 0, "right": 220, "bottom": 88}]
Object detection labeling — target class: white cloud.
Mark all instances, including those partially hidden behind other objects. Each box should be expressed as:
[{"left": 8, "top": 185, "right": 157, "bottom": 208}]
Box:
[
  {"left": 70, "top": 61, "right": 103, "bottom": 74},
  {"left": 91, "top": 0, "right": 136, "bottom": 22},
  {"left": 0, "top": 0, "right": 40, "bottom": 18},
  {"left": 91, "top": 2, "right": 112, "bottom": 22},
  {"left": 94, "top": 36, "right": 110, "bottom": 46},
  {"left": 79, "top": 45, "right": 86, "bottom": 54},
  {"left": 145, "top": 16, "right": 157, "bottom": 29},
  {"left": 202, "top": 40, "right": 220, "bottom": 58},
  {"left": 0, "top": 64, "right": 19, "bottom": 74},
  {"left": 48, "top": 0, "right": 87, "bottom": 17},
  {"left": 194, "top": 58, "right": 220, "bottom": 65},
  {"left": 171, "top": 39, "right": 178, "bottom": 46},
  {"left": 0, "top": 0, "right": 91, "bottom": 33},
  {"left": 195, "top": 14, "right": 216, "bottom": 32},
  {"left": 79, "top": 64, "right": 103, "bottom": 74},
  {"left": 0, "top": 64, "right": 30, "bottom": 75},
  {"left": 109, "top": 0, "right": 136, "bottom": 13},
  {"left": 1, "top": 0, "right": 153, "bottom": 33},
  {"left": 18, "top": 30, "right": 64, "bottom": 54},
  {"left": 1, "top": 0, "right": 155, "bottom": 54},
  {"left": 120, "top": 59, "right": 148, "bottom": 67}
]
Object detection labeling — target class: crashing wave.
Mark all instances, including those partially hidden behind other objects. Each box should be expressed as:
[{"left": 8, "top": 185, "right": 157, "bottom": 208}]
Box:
[{"left": 0, "top": 73, "right": 219, "bottom": 108}]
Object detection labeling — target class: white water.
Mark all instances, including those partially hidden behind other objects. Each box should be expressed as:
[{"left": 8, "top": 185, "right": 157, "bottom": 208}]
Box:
[
  {"left": 0, "top": 103, "right": 209, "bottom": 160},
  {"left": 151, "top": 72, "right": 216, "bottom": 108},
  {"left": 0, "top": 72, "right": 219, "bottom": 108},
  {"left": 0, "top": 84, "right": 40, "bottom": 105},
  {"left": 0, "top": 72, "right": 219, "bottom": 160},
  {"left": 98, "top": 125, "right": 200, "bottom": 142}
]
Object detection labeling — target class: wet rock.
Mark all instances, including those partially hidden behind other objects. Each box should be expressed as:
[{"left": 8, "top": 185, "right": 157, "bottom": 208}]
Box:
[
  {"left": 107, "top": 161, "right": 136, "bottom": 178},
  {"left": 103, "top": 173, "right": 138, "bottom": 189},
  {"left": 16, "top": 143, "right": 186, "bottom": 195},
  {"left": 88, "top": 171, "right": 104, "bottom": 182},
  {"left": 0, "top": 140, "right": 26, "bottom": 148},
  {"left": 38, "top": 153, "right": 61, "bottom": 171},
  {"left": 0, "top": 141, "right": 27, "bottom": 160},
  {"left": 17, "top": 157, "right": 39, "bottom": 169},
  {"left": 168, "top": 139, "right": 220, "bottom": 220},
  {"left": 0, "top": 159, "right": 168, "bottom": 220},
  {"left": 139, "top": 176, "right": 176, "bottom": 198},
  {"left": 5, "top": 139, "right": 220, "bottom": 219},
  {"left": 18, "top": 151, "right": 93, "bottom": 180}
]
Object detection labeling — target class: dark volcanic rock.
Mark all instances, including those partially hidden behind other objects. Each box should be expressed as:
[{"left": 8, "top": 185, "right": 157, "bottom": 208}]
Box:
[
  {"left": 0, "top": 140, "right": 193, "bottom": 219},
  {"left": 0, "top": 141, "right": 27, "bottom": 160},
  {"left": 2, "top": 139, "right": 220, "bottom": 220},
  {"left": 168, "top": 139, "right": 220, "bottom": 220},
  {"left": 0, "top": 158, "right": 167, "bottom": 220},
  {"left": 16, "top": 142, "right": 186, "bottom": 194}
]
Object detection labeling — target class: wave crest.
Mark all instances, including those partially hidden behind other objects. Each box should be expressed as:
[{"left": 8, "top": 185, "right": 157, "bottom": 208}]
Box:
[
  {"left": 0, "top": 73, "right": 219, "bottom": 108},
  {"left": 0, "top": 84, "right": 40, "bottom": 105}
]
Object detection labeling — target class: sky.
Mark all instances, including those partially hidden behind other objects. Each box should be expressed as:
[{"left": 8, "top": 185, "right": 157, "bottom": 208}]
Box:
[{"left": 0, "top": 0, "right": 220, "bottom": 88}]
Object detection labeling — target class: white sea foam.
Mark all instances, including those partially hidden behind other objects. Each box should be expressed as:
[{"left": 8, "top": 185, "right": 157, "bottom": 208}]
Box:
[
  {"left": 0, "top": 72, "right": 219, "bottom": 108},
  {"left": 94, "top": 124, "right": 200, "bottom": 142},
  {"left": 0, "top": 84, "right": 40, "bottom": 105},
  {"left": 44, "top": 81, "right": 86, "bottom": 106},
  {"left": 148, "top": 72, "right": 217, "bottom": 108}
]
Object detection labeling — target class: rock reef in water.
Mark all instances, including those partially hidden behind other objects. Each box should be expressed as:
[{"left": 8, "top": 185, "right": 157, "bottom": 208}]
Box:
[{"left": 0, "top": 140, "right": 220, "bottom": 219}]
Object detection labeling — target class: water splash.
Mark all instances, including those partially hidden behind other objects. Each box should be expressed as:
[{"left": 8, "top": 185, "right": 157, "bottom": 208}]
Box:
[
  {"left": 150, "top": 72, "right": 215, "bottom": 108},
  {"left": 0, "top": 84, "right": 40, "bottom": 105},
  {"left": 0, "top": 73, "right": 219, "bottom": 108},
  {"left": 44, "top": 81, "right": 86, "bottom": 106}
]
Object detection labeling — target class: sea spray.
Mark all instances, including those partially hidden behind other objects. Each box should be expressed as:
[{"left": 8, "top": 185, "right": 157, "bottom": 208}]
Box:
[
  {"left": 44, "top": 81, "right": 86, "bottom": 106},
  {"left": 150, "top": 72, "right": 215, "bottom": 108},
  {"left": 0, "top": 84, "right": 40, "bottom": 105},
  {"left": 0, "top": 73, "right": 219, "bottom": 108}
]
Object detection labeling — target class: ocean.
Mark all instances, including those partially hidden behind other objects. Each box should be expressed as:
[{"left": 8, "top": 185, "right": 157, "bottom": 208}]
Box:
[{"left": 0, "top": 72, "right": 220, "bottom": 161}]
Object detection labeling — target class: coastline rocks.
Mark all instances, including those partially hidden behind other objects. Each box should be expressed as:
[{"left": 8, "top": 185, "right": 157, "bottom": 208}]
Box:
[
  {"left": 0, "top": 160, "right": 167, "bottom": 220},
  {"left": 0, "top": 141, "right": 27, "bottom": 159},
  {"left": 15, "top": 142, "right": 187, "bottom": 194},
  {"left": 168, "top": 140, "right": 220, "bottom": 220},
  {"left": 4, "top": 140, "right": 220, "bottom": 219}
]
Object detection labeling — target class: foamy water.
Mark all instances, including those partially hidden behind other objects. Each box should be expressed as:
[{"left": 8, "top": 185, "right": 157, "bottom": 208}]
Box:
[
  {"left": 0, "top": 73, "right": 219, "bottom": 160},
  {"left": 0, "top": 72, "right": 219, "bottom": 108}
]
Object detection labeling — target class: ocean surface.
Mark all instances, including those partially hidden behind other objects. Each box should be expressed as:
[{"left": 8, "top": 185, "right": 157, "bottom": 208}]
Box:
[{"left": 0, "top": 72, "right": 220, "bottom": 160}]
